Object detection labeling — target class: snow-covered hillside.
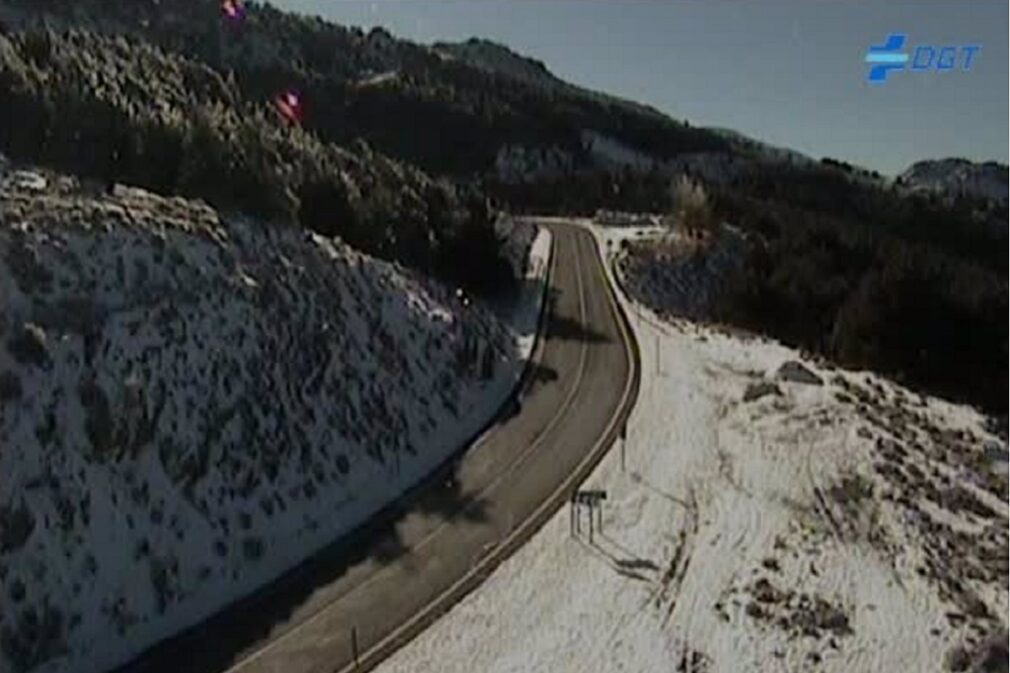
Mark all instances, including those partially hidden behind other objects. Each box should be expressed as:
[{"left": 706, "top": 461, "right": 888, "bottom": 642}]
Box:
[
  {"left": 374, "top": 222, "right": 1008, "bottom": 673},
  {"left": 0, "top": 161, "right": 550, "bottom": 673},
  {"left": 899, "top": 159, "right": 1009, "bottom": 204},
  {"left": 615, "top": 223, "right": 746, "bottom": 321}
]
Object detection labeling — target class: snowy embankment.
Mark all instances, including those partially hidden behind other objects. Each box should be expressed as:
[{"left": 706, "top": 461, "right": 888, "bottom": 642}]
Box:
[
  {"left": 376, "top": 222, "right": 1007, "bottom": 673},
  {"left": 495, "top": 215, "right": 552, "bottom": 356},
  {"left": 0, "top": 161, "right": 550, "bottom": 673}
]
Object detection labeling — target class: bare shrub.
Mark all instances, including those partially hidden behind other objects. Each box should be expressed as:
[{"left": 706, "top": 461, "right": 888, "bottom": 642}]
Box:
[{"left": 670, "top": 175, "right": 714, "bottom": 234}]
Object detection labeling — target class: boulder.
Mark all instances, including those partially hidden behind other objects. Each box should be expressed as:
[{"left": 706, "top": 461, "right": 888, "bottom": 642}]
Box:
[
  {"left": 743, "top": 381, "right": 781, "bottom": 402},
  {"left": 776, "top": 360, "right": 823, "bottom": 386},
  {"left": 6, "top": 323, "right": 50, "bottom": 368}
]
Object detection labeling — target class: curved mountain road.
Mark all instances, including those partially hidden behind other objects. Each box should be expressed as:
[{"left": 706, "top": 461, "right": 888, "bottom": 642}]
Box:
[{"left": 118, "top": 221, "right": 640, "bottom": 673}]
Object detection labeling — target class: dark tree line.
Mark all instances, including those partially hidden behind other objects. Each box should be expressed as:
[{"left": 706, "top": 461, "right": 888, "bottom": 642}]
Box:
[
  {"left": 0, "top": 26, "right": 516, "bottom": 297},
  {"left": 486, "top": 168, "right": 674, "bottom": 215},
  {"left": 1, "top": 2, "right": 1004, "bottom": 414},
  {"left": 710, "top": 182, "right": 1007, "bottom": 415},
  {"left": 2, "top": 0, "right": 730, "bottom": 179}
]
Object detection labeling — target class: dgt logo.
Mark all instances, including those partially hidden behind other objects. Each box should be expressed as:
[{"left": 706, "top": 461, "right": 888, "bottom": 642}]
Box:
[{"left": 865, "top": 33, "right": 981, "bottom": 84}]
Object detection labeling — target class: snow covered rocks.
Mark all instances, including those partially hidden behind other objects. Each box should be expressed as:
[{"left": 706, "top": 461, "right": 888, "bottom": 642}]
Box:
[
  {"left": 775, "top": 360, "right": 823, "bottom": 386},
  {"left": 0, "top": 165, "right": 546, "bottom": 673},
  {"left": 742, "top": 381, "right": 781, "bottom": 402}
]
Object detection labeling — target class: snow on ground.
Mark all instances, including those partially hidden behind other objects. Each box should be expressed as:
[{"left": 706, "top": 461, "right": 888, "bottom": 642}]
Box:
[
  {"left": 0, "top": 162, "right": 549, "bottom": 673},
  {"left": 613, "top": 222, "right": 745, "bottom": 322},
  {"left": 899, "top": 159, "right": 1008, "bottom": 205},
  {"left": 506, "top": 225, "right": 551, "bottom": 357},
  {"left": 352, "top": 70, "right": 400, "bottom": 89},
  {"left": 376, "top": 222, "right": 1008, "bottom": 673}
]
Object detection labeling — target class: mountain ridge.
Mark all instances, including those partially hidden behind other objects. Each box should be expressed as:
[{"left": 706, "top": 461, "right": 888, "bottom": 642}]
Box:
[{"left": 898, "top": 157, "right": 1008, "bottom": 204}]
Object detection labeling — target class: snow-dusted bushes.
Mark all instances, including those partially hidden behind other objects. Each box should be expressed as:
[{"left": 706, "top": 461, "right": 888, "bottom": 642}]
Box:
[{"left": 0, "top": 165, "right": 534, "bottom": 673}]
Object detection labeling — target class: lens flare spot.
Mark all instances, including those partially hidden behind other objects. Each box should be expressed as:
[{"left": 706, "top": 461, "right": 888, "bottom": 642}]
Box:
[
  {"left": 221, "top": 0, "right": 245, "bottom": 21},
  {"left": 275, "top": 90, "right": 303, "bottom": 124}
]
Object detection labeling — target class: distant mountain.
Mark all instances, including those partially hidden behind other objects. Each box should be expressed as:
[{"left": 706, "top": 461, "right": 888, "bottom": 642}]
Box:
[
  {"left": 0, "top": 7, "right": 520, "bottom": 296},
  {"left": 433, "top": 38, "right": 558, "bottom": 90},
  {"left": 704, "top": 127, "right": 814, "bottom": 167},
  {"left": 432, "top": 36, "right": 675, "bottom": 122},
  {"left": 898, "top": 158, "right": 1009, "bottom": 204},
  {"left": 0, "top": 0, "right": 728, "bottom": 178},
  {"left": 0, "top": 0, "right": 1005, "bottom": 240}
]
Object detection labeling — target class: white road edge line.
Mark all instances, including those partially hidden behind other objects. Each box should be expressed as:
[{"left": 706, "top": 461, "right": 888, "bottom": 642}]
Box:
[
  {"left": 329, "top": 226, "right": 637, "bottom": 673},
  {"left": 225, "top": 226, "right": 593, "bottom": 673}
]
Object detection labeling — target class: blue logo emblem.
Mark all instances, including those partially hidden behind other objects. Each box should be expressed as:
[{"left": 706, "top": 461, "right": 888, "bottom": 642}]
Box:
[{"left": 865, "top": 33, "right": 981, "bottom": 84}]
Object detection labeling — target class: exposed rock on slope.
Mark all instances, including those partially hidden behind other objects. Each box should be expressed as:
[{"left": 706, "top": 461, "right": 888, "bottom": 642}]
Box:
[
  {"left": 899, "top": 158, "right": 1008, "bottom": 204},
  {"left": 0, "top": 163, "right": 536, "bottom": 673}
]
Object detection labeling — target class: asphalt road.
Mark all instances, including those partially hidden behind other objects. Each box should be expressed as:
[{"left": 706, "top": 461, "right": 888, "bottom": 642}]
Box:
[{"left": 117, "top": 221, "right": 640, "bottom": 673}]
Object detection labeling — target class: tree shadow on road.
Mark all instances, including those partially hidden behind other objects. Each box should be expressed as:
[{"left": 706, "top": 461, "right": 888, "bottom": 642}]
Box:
[
  {"left": 414, "top": 461, "right": 490, "bottom": 525},
  {"left": 115, "top": 266, "right": 574, "bottom": 673},
  {"left": 116, "top": 455, "right": 490, "bottom": 673},
  {"left": 529, "top": 361, "right": 559, "bottom": 385},
  {"left": 548, "top": 313, "right": 610, "bottom": 344}
]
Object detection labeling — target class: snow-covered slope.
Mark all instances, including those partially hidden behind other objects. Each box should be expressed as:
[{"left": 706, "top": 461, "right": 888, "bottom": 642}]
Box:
[
  {"left": 899, "top": 159, "right": 1009, "bottom": 204},
  {"left": 615, "top": 224, "right": 745, "bottom": 321},
  {"left": 374, "top": 222, "right": 1007, "bottom": 673},
  {"left": 0, "top": 162, "right": 550, "bottom": 673}
]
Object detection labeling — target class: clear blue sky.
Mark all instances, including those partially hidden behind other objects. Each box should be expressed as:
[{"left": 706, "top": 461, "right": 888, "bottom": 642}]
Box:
[{"left": 269, "top": 0, "right": 1008, "bottom": 175}]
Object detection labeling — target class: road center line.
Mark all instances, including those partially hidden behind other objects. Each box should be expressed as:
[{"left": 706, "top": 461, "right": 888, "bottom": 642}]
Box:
[{"left": 228, "top": 227, "right": 591, "bottom": 672}]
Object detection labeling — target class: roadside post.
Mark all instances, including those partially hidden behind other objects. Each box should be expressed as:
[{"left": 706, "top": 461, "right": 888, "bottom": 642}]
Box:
[
  {"left": 574, "top": 490, "right": 607, "bottom": 543},
  {"left": 351, "top": 626, "right": 360, "bottom": 670},
  {"left": 571, "top": 492, "right": 581, "bottom": 536},
  {"left": 569, "top": 492, "right": 576, "bottom": 536}
]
